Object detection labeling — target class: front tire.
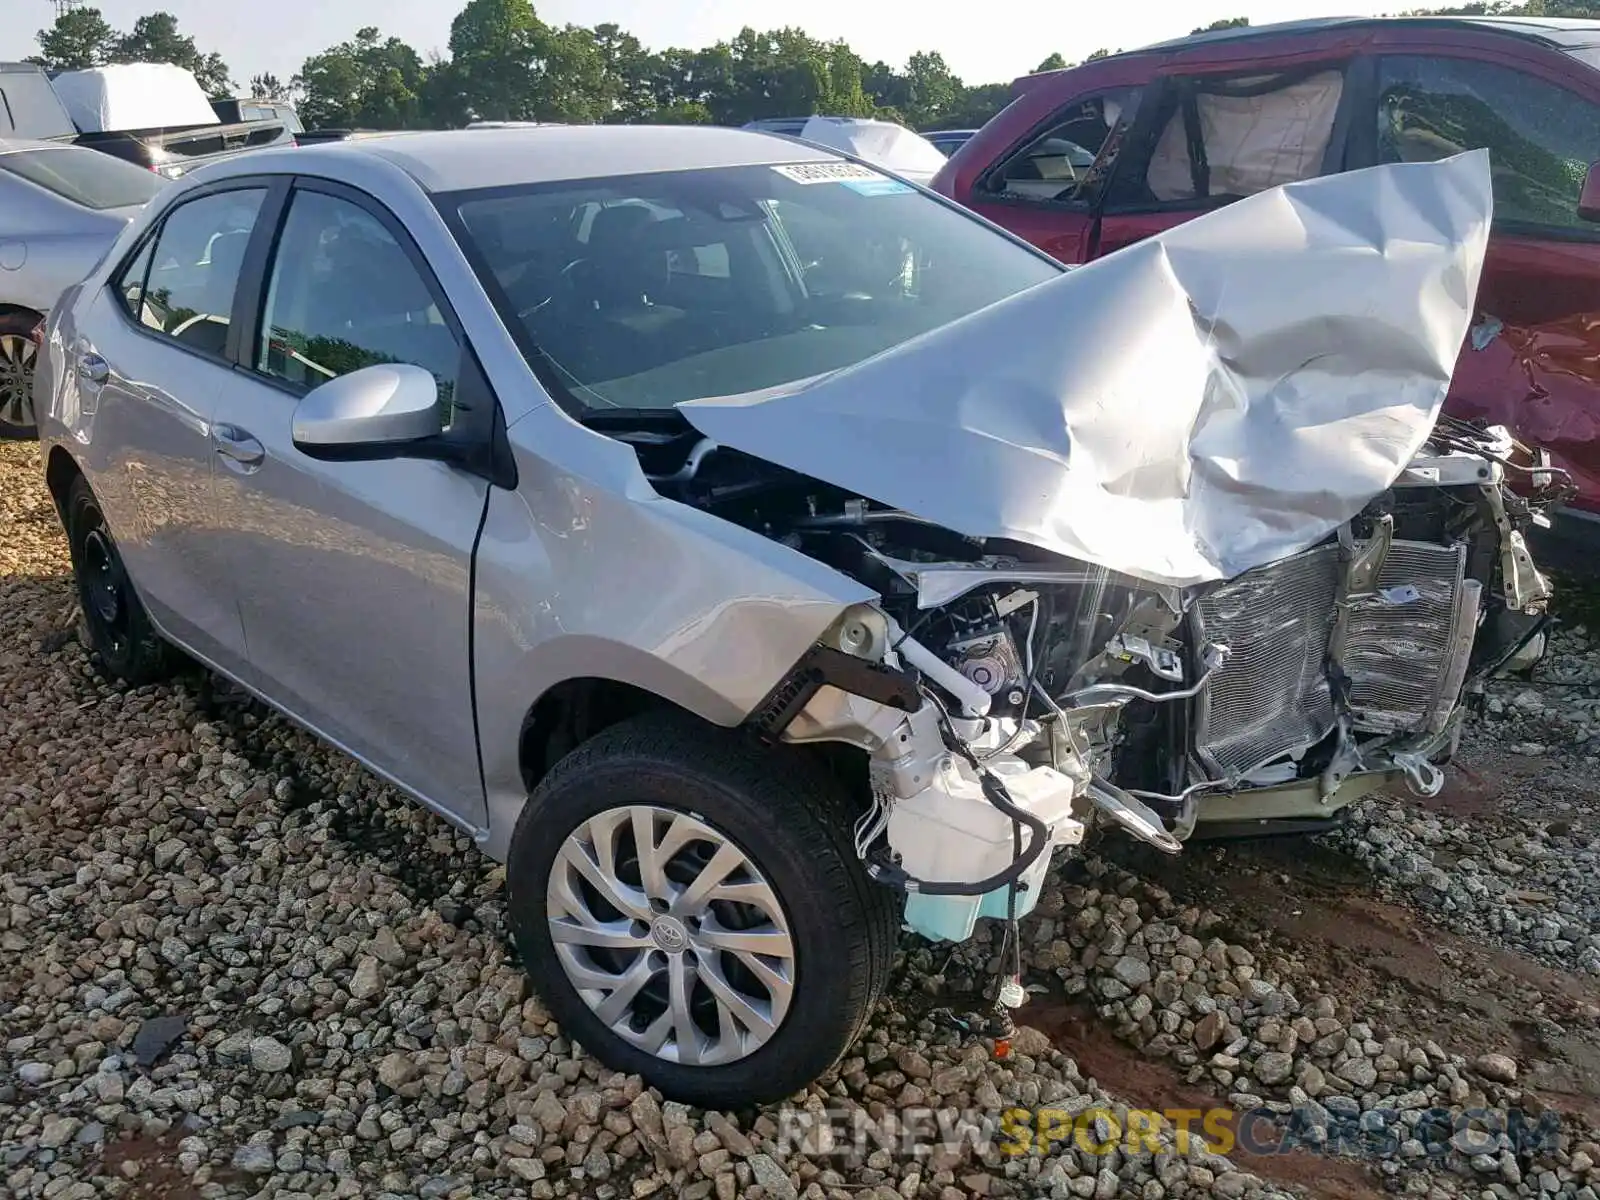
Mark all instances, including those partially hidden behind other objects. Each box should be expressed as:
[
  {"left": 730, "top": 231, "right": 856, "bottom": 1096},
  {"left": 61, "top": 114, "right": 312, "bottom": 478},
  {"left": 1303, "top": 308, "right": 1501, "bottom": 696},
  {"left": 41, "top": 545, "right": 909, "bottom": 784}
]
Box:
[
  {"left": 506, "top": 711, "right": 898, "bottom": 1108},
  {"left": 63, "top": 474, "right": 176, "bottom": 687}
]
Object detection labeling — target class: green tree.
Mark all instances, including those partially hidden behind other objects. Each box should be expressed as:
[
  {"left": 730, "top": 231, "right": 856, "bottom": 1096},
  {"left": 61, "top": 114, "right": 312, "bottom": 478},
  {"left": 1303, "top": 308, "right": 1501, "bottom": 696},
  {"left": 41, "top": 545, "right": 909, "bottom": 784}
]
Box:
[
  {"left": 438, "top": 0, "right": 609, "bottom": 123},
  {"left": 1084, "top": 48, "right": 1112, "bottom": 61},
  {"left": 1034, "top": 53, "right": 1069, "bottom": 72},
  {"left": 113, "top": 12, "right": 232, "bottom": 95},
  {"left": 1191, "top": 16, "right": 1251, "bottom": 33},
  {"left": 902, "top": 51, "right": 962, "bottom": 127},
  {"left": 591, "top": 23, "right": 657, "bottom": 122},
  {"left": 293, "top": 28, "right": 429, "bottom": 130},
  {"left": 942, "top": 81, "right": 1014, "bottom": 129},
  {"left": 250, "top": 73, "right": 289, "bottom": 101},
  {"left": 32, "top": 6, "right": 120, "bottom": 71}
]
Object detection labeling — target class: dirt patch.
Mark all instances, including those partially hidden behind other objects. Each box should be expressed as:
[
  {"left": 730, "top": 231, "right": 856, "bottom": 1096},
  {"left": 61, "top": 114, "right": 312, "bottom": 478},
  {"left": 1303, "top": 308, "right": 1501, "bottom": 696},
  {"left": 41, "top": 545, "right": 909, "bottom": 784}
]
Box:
[
  {"left": 1104, "top": 832, "right": 1600, "bottom": 1138},
  {"left": 1025, "top": 1000, "right": 1392, "bottom": 1200},
  {"left": 94, "top": 1133, "right": 242, "bottom": 1200}
]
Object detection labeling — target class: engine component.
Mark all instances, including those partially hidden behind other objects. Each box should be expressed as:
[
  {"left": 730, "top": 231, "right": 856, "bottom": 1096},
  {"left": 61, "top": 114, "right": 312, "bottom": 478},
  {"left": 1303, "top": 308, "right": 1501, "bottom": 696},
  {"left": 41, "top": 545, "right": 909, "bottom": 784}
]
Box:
[{"left": 947, "top": 624, "right": 1026, "bottom": 701}]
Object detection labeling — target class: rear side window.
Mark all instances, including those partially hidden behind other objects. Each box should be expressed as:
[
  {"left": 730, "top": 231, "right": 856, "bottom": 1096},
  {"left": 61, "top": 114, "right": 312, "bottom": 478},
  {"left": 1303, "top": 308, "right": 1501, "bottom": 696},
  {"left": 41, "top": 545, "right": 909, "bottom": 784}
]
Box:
[
  {"left": 119, "top": 188, "right": 265, "bottom": 357},
  {"left": 1132, "top": 68, "right": 1345, "bottom": 206},
  {"left": 0, "top": 147, "right": 165, "bottom": 210},
  {"left": 1375, "top": 56, "right": 1600, "bottom": 231},
  {"left": 981, "top": 88, "right": 1143, "bottom": 206}
]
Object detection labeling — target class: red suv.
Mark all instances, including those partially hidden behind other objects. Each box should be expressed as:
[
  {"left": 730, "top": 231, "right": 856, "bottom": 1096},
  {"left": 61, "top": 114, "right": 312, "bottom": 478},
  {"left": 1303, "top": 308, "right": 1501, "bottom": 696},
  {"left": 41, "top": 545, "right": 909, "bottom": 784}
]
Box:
[{"left": 932, "top": 16, "right": 1600, "bottom": 525}]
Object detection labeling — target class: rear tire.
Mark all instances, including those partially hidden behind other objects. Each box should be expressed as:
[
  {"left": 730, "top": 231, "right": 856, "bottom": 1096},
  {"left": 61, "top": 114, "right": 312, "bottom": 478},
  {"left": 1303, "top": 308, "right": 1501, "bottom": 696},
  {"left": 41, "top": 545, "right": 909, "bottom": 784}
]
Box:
[
  {"left": 505, "top": 710, "right": 898, "bottom": 1108},
  {"left": 64, "top": 474, "right": 176, "bottom": 687},
  {"left": 0, "top": 311, "right": 43, "bottom": 441}
]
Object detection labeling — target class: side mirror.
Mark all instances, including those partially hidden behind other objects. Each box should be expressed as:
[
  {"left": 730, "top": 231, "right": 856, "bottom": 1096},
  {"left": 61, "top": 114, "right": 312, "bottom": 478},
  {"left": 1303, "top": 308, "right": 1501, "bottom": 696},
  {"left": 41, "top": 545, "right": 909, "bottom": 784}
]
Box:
[
  {"left": 291, "top": 363, "right": 444, "bottom": 460},
  {"left": 1580, "top": 160, "right": 1600, "bottom": 222}
]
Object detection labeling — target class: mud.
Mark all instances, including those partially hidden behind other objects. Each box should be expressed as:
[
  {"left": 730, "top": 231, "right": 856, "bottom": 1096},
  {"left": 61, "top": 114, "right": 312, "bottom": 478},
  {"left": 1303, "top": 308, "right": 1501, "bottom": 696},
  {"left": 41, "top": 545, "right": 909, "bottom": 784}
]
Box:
[{"left": 1024, "top": 1001, "right": 1393, "bottom": 1200}]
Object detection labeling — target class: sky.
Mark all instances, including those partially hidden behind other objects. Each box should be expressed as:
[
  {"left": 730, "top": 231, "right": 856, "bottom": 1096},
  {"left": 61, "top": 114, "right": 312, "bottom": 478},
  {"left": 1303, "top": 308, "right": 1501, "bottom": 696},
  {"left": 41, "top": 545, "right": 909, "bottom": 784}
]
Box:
[{"left": 2, "top": 0, "right": 1403, "bottom": 90}]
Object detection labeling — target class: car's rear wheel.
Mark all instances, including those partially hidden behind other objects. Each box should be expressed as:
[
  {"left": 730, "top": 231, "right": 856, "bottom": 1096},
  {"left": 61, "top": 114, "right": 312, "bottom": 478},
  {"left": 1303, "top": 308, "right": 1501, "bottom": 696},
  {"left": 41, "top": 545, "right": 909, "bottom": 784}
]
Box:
[
  {"left": 64, "top": 474, "right": 176, "bottom": 686},
  {"left": 0, "top": 311, "right": 43, "bottom": 441},
  {"left": 506, "top": 710, "right": 898, "bottom": 1108}
]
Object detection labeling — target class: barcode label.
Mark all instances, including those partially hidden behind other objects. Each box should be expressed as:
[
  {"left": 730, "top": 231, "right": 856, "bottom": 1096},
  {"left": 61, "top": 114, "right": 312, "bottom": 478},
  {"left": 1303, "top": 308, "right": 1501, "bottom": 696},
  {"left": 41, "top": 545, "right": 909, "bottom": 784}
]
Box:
[{"left": 771, "top": 162, "right": 886, "bottom": 185}]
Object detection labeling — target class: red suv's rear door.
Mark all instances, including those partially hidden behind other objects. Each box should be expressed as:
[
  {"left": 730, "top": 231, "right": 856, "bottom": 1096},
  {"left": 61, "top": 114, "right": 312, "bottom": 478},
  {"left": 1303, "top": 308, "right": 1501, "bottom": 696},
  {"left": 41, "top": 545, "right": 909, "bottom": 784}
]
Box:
[{"left": 1089, "top": 50, "right": 1372, "bottom": 260}]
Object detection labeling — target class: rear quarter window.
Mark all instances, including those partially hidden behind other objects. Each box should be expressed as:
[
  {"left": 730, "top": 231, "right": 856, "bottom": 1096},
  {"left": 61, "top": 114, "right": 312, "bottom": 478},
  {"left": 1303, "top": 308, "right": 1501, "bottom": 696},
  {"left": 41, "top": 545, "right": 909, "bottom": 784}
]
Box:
[{"left": 0, "top": 147, "right": 165, "bottom": 210}]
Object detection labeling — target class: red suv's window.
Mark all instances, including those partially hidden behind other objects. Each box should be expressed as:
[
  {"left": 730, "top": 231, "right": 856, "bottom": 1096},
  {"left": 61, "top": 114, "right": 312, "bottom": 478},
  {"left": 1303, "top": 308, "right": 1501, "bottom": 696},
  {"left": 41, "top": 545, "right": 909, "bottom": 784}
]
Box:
[
  {"left": 977, "top": 87, "right": 1143, "bottom": 208},
  {"left": 1114, "top": 67, "right": 1345, "bottom": 209},
  {"left": 1376, "top": 55, "right": 1600, "bottom": 231}
]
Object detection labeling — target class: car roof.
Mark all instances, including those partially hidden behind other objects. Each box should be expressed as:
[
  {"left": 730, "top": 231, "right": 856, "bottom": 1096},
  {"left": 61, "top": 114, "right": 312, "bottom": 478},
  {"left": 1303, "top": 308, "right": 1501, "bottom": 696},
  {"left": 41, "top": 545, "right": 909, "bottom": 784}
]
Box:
[
  {"left": 273, "top": 124, "right": 844, "bottom": 194},
  {"left": 1129, "top": 14, "right": 1600, "bottom": 56}
]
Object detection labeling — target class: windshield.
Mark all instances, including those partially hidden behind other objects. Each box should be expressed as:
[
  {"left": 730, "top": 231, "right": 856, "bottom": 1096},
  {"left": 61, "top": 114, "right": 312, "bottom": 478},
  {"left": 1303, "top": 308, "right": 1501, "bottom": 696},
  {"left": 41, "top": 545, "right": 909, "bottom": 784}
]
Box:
[
  {"left": 448, "top": 161, "right": 1062, "bottom": 412},
  {"left": 0, "top": 147, "right": 165, "bottom": 210}
]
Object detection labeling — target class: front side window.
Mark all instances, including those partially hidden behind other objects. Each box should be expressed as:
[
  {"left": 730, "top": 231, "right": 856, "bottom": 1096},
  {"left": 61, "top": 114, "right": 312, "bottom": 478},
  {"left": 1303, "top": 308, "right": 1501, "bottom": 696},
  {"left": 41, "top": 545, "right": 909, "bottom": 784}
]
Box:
[
  {"left": 256, "top": 189, "right": 459, "bottom": 411},
  {"left": 450, "top": 162, "right": 1062, "bottom": 413},
  {"left": 1131, "top": 68, "right": 1345, "bottom": 206},
  {"left": 128, "top": 188, "right": 265, "bottom": 357},
  {"left": 1375, "top": 55, "right": 1600, "bottom": 231},
  {"left": 981, "top": 88, "right": 1143, "bottom": 206},
  {"left": 0, "top": 146, "right": 166, "bottom": 210}
]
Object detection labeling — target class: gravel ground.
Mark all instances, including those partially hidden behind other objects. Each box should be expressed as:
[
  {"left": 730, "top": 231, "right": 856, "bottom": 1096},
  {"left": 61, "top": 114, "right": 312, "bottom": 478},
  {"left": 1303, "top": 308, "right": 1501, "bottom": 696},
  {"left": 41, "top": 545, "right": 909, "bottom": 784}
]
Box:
[{"left": 4, "top": 439, "right": 1600, "bottom": 1200}]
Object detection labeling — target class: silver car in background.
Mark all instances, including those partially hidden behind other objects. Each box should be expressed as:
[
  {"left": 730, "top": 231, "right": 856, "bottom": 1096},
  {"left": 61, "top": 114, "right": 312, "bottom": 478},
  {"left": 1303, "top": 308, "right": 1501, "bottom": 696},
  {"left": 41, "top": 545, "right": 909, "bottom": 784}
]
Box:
[
  {"left": 32, "top": 127, "right": 1558, "bottom": 1108},
  {"left": 0, "top": 137, "right": 166, "bottom": 437}
]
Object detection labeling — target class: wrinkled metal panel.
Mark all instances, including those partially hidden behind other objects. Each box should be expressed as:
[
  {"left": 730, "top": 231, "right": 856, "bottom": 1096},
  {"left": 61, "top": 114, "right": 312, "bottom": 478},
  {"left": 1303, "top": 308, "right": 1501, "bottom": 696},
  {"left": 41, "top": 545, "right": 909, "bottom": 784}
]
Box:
[{"left": 680, "top": 151, "right": 1493, "bottom": 588}]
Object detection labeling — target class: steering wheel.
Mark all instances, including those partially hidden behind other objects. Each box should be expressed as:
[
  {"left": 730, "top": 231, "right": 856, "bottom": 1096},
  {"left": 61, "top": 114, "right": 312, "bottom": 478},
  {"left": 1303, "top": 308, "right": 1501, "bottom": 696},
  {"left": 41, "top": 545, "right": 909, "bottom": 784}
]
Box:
[{"left": 515, "top": 257, "right": 590, "bottom": 322}]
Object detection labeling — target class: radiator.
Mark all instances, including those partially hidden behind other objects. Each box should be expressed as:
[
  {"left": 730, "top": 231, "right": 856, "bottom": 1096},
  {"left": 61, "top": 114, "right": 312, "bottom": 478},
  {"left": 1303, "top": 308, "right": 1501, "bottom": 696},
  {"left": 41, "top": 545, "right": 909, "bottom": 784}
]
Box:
[{"left": 1191, "top": 539, "right": 1470, "bottom": 780}]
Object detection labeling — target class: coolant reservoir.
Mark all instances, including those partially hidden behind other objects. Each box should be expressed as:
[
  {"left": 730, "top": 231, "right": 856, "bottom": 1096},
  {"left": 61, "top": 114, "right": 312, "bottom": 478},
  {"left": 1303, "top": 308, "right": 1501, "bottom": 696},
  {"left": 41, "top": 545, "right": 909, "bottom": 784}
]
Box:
[{"left": 886, "top": 753, "right": 1085, "bottom": 943}]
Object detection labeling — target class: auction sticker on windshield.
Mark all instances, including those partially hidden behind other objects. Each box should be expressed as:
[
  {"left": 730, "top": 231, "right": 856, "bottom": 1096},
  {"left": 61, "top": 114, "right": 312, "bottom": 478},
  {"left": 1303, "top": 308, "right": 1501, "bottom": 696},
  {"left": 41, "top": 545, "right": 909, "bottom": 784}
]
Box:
[{"left": 772, "top": 162, "right": 889, "bottom": 185}]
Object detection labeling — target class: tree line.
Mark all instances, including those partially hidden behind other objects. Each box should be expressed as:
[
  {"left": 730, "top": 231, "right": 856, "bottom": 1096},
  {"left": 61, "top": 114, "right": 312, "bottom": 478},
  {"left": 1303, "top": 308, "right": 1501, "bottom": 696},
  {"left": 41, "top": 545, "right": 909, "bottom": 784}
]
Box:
[{"left": 27, "top": 0, "right": 1600, "bottom": 136}]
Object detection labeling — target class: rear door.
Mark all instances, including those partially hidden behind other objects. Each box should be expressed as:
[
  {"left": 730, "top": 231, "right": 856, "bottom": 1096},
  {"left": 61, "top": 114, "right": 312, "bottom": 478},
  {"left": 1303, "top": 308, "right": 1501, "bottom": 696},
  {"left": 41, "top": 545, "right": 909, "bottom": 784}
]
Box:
[
  {"left": 1348, "top": 36, "right": 1600, "bottom": 514},
  {"left": 1090, "top": 57, "right": 1367, "bottom": 259},
  {"left": 71, "top": 180, "right": 270, "bottom": 674}
]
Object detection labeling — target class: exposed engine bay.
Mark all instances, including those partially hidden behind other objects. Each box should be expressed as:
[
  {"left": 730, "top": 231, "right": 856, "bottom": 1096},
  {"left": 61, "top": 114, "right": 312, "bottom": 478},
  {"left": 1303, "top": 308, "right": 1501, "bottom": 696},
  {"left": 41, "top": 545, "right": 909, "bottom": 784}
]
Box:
[{"left": 604, "top": 408, "right": 1568, "bottom": 950}]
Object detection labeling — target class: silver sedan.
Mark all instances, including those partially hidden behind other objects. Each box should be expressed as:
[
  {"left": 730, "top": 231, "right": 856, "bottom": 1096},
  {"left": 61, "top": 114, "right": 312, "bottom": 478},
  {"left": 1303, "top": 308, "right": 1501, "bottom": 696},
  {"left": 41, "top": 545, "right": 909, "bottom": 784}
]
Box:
[{"left": 0, "top": 137, "right": 165, "bottom": 437}]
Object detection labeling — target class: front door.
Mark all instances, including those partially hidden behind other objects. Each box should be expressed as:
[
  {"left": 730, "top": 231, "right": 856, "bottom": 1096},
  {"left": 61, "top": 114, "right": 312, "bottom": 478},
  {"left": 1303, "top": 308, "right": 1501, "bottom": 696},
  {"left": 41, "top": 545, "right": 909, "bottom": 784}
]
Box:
[
  {"left": 207, "top": 180, "right": 491, "bottom": 828},
  {"left": 959, "top": 84, "right": 1147, "bottom": 265},
  {"left": 72, "top": 183, "right": 268, "bottom": 674}
]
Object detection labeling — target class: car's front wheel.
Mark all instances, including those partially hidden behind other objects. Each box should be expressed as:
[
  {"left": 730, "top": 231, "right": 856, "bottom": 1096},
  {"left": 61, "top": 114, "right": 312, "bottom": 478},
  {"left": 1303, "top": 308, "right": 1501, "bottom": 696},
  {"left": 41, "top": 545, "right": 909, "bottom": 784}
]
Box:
[
  {"left": 0, "top": 311, "right": 43, "bottom": 441},
  {"left": 506, "top": 711, "right": 898, "bottom": 1108}
]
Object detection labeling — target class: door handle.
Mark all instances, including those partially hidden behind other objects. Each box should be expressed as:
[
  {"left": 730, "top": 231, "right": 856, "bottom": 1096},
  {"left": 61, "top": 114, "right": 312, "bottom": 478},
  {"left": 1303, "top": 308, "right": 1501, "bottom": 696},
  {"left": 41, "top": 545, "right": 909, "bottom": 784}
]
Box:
[
  {"left": 77, "top": 353, "right": 109, "bottom": 385},
  {"left": 212, "top": 423, "right": 265, "bottom": 467}
]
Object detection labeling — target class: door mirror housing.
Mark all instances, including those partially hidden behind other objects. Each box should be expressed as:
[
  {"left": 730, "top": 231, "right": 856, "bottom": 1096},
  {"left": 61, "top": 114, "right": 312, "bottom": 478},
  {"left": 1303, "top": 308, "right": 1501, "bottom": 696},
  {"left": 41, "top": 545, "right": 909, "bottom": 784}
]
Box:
[
  {"left": 1580, "top": 161, "right": 1600, "bottom": 222},
  {"left": 291, "top": 363, "right": 445, "bottom": 460}
]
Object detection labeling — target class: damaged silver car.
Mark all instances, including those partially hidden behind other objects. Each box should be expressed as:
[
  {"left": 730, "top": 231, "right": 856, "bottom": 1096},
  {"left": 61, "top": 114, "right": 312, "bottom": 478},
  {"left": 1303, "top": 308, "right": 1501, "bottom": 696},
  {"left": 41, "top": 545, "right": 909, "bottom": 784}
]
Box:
[{"left": 35, "top": 128, "right": 1565, "bottom": 1108}]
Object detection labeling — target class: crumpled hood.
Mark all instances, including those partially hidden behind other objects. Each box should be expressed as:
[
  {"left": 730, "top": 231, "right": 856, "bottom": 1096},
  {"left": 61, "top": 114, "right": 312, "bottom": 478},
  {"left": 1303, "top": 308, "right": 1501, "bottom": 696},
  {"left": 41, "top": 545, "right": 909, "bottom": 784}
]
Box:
[{"left": 678, "top": 150, "right": 1493, "bottom": 588}]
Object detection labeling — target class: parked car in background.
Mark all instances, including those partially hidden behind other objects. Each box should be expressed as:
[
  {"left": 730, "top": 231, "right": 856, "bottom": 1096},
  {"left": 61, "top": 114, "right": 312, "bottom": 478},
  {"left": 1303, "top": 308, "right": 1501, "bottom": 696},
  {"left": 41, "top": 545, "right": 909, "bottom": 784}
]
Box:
[
  {"left": 0, "top": 137, "right": 165, "bottom": 438},
  {"left": 33, "top": 126, "right": 1555, "bottom": 1104},
  {"left": 924, "top": 128, "right": 979, "bottom": 156},
  {"left": 748, "top": 115, "right": 949, "bottom": 184},
  {"left": 932, "top": 15, "right": 1600, "bottom": 531},
  {"left": 0, "top": 61, "right": 295, "bottom": 180},
  {"left": 210, "top": 95, "right": 305, "bottom": 136}
]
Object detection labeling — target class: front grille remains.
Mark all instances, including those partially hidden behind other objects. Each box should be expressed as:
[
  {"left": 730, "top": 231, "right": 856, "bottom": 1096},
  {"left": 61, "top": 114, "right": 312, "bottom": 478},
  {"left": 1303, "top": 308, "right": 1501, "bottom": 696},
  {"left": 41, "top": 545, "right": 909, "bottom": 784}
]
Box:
[{"left": 1192, "top": 539, "right": 1470, "bottom": 781}]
